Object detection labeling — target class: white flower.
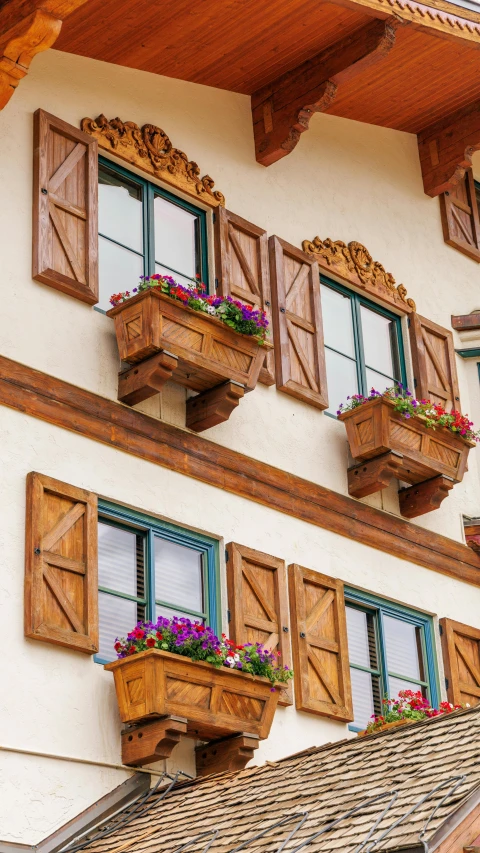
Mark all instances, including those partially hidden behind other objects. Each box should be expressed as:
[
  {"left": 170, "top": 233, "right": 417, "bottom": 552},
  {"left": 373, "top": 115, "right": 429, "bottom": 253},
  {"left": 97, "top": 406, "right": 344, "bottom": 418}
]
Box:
[{"left": 206, "top": 305, "right": 217, "bottom": 315}]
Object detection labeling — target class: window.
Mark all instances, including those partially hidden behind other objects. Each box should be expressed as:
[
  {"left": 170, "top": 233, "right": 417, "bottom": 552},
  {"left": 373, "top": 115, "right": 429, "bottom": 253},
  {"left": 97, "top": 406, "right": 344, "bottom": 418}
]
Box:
[
  {"left": 96, "top": 501, "right": 220, "bottom": 663},
  {"left": 97, "top": 158, "right": 208, "bottom": 311},
  {"left": 345, "top": 589, "right": 439, "bottom": 731},
  {"left": 321, "top": 277, "right": 406, "bottom": 416}
]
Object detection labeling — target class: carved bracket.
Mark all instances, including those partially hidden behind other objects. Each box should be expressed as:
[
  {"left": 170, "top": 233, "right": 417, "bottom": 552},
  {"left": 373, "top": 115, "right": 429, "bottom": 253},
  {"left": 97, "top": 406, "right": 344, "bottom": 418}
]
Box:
[
  {"left": 464, "top": 522, "right": 480, "bottom": 553},
  {"left": 118, "top": 351, "right": 179, "bottom": 406},
  {"left": 121, "top": 716, "right": 188, "bottom": 767},
  {"left": 81, "top": 114, "right": 225, "bottom": 207},
  {"left": 302, "top": 236, "right": 416, "bottom": 312},
  {"left": 186, "top": 381, "right": 245, "bottom": 432},
  {"left": 398, "top": 476, "right": 454, "bottom": 518},
  {"left": 195, "top": 733, "right": 259, "bottom": 777},
  {"left": 348, "top": 452, "right": 404, "bottom": 499},
  {"left": 418, "top": 102, "right": 480, "bottom": 197},
  {"left": 0, "top": 1, "right": 88, "bottom": 111},
  {"left": 251, "top": 19, "right": 398, "bottom": 167}
]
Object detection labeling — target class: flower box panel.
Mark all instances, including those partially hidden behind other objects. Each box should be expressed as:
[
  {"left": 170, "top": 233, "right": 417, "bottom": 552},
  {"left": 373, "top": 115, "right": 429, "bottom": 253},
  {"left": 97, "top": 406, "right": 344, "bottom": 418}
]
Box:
[
  {"left": 105, "top": 649, "right": 279, "bottom": 741},
  {"left": 339, "top": 397, "right": 472, "bottom": 484},
  {"left": 107, "top": 290, "right": 270, "bottom": 393}
]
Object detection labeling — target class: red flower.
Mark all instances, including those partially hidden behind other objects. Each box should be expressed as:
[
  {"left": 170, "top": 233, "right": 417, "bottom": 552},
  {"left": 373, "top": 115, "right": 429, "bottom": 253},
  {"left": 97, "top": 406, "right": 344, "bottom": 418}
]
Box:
[
  {"left": 146, "top": 637, "right": 156, "bottom": 648},
  {"left": 134, "top": 628, "right": 145, "bottom": 639},
  {"left": 156, "top": 632, "right": 163, "bottom": 641},
  {"left": 128, "top": 647, "right": 136, "bottom": 655},
  {"left": 114, "top": 642, "right": 122, "bottom": 651},
  {"left": 195, "top": 624, "right": 205, "bottom": 632}
]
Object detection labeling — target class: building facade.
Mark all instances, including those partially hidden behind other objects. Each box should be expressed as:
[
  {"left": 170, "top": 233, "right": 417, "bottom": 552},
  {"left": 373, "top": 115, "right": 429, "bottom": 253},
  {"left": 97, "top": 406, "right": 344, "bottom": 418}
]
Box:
[{"left": 2, "top": 0, "right": 480, "bottom": 844}]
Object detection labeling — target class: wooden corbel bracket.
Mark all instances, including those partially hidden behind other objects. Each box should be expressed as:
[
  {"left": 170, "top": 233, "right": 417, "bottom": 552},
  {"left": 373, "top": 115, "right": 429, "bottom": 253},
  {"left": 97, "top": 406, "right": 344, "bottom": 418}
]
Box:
[
  {"left": 186, "top": 381, "right": 245, "bottom": 432},
  {"left": 347, "top": 451, "right": 404, "bottom": 499},
  {"left": 251, "top": 18, "right": 398, "bottom": 166},
  {"left": 195, "top": 733, "right": 259, "bottom": 777},
  {"left": 121, "top": 716, "right": 188, "bottom": 767},
  {"left": 464, "top": 523, "right": 480, "bottom": 553},
  {"left": 418, "top": 101, "right": 480, "bottom": 197},
  {"left": 117, "top": 351, "right": 179, "bottom": 406},
  {"left": 398, "top": 475, "right": 454, "bottom": 518},
  {"left": 0, "top": 0, "right": 88, "bottom": 111}
]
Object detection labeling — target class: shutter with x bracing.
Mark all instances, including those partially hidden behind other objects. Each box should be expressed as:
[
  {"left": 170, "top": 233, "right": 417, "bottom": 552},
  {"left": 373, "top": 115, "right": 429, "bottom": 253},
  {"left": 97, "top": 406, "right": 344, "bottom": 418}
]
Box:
[
  {"left": 288, "top": 564, "right": 353, "bottom": 721},
  {"left": 226, "top": 542, "right": 293, "bottom": 704},
  {"left": 33, "top": 109, "right": 99, "bottom": 304},
  {"left": 439, "top": 168, "right": 480, "bottom": 263},
  {"left": 440, "top": 618, "right": 480, "bottom": 707},
  {"left": 215, "top": 207, "right": 274, "bottom": 385},
  {"left": 409, "top": 314, "right": 461, "bottom": 411},
  {"left": 25, "top": 472, "right": 98, "bottom": 653},
  {"left": 269, "top": 236, "right": 328, "bottom": 410}
]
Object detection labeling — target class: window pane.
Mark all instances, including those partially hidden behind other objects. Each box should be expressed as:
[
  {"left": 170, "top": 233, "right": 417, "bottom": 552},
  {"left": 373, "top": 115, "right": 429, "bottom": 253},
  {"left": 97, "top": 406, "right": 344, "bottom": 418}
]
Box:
[
  {"left": 155, "top": 263, "right": 196, "bottom": 288},
  {"left": 346, "top": 607, "right": 377, "bottom": 669},
  {"left": 360, "top": 305, "right": 396, "bottom": 375},
  {"left": 155, "top": 604, "right": 205, "bottom": 623},
  {"left": 154, "top": 537, "right": 204, "bottom": 613},
  {"left": 154, "top": 195, "right": 197, "bottom": 279},
  {"left": 98, "top": 592, "right": 144, "bottom": 662},
  {"left": 365, "top": 369, "right": 396, "bottom": 395},
  {"left": 350, "top": 667, "right": 377, "bottom": 730},
  {"left": 389, "top": 676, "right": 426, "bottom": 700},
  {"left": 99, "top": 237, "right": 143, "bottom": 311},
  {"left": 325, "top": 348, "right": 358, "bottom": 415},
  {"left": 321, "top": 284, "right": 355, "bottom": 357},
  {"left": 384, "top": 615, "right": 422, "bottom": 680},
  {"left": 98, "top": 522, "right": 140, "bottom": 596},
  {"left": 99, "top": 166, "right": 143, "bottom": 253}
]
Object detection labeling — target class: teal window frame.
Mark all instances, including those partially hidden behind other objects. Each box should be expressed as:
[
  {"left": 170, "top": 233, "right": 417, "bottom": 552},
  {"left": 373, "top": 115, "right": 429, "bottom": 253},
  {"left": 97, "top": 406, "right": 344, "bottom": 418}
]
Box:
[
  {"left": 97, "top": 156, "right": 209, "bottom": 311},
  {"left": 345, "top": 587, "right": 440, "bottom": 732},
  {"left": 95, "top": 500, "right": 221, "bottom": 665},
  {"left": 321, "top": 275, "right": 407, "bottom": 417}
]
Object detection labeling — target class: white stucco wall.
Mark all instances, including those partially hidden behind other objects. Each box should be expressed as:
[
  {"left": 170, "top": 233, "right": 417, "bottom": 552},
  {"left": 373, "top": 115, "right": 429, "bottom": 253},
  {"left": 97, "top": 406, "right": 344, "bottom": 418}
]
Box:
[{"left": 1, "top": 49, "right": 480, "bottom": 844}]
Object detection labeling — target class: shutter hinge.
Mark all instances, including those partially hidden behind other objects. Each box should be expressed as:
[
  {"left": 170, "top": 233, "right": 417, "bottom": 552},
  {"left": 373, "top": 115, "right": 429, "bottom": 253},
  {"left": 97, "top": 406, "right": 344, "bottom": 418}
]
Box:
[
  {"left": 213, "top": 213, "right": 216, "bottom": 223},
  {"left": 227, "top": 609, "right": 231, "bottom": 623},
  {"left": 282, "top": 626, "right": 289, "bottom": 633},
  {"left": 215, "top": 278, "right": 219, "bottom": 290},
  {"left": 407, "top": 317, "right": 411, "bottom": 328},
  {"left": 445, "top": 677, "right": 449, "bottom": 690},
  {"left": 225, "top": 547, "right": 229, "bottom": 562},
  {"left": 414, "top": 377, "right": 417, "bottom": 388},
  {"left": 439, "top": 623, "right": 443, "bottom": 636}
]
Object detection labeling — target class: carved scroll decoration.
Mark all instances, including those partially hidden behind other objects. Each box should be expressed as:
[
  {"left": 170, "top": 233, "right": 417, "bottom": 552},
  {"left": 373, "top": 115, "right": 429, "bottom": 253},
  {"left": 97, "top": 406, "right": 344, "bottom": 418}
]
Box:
[
  {"left": 302, "top": 237, "right": 416, "bottom": 313},
  {"left": 81, "top": 115, "right": 225, "bottom": 207}
]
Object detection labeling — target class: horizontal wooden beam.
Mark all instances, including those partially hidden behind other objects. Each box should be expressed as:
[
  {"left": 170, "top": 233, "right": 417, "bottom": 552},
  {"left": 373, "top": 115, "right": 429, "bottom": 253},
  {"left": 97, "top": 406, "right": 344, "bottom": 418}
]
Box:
[
  {"left": 418, "top": 102, "right": 480, "bottom": 197},
  {"left": 452, "top": 312, "right": 480, "bottom": 332},
  {"left": 251, "top": 18, "right": 398, "bottom": 166},
  {"left": 0, "top": 0, "right": 88, "bottom": 111},
  {"left": 0, "top": 355, "right": 479, "bottom": 586}
]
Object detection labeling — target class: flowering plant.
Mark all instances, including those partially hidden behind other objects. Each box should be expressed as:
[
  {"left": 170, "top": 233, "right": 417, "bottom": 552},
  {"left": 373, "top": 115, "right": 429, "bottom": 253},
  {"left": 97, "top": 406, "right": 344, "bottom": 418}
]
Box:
[
  {"left": 114, "top": 616, "right": 293, "bottom": 687},
  {"left": 365, "top": 689, "right": 465, "bottom": 733},
  {"left": 337, "top": 386, "right": 479, "bottom": 443},
  {"left": 110, "top": 274, "right": 269, "bottom": 343}
]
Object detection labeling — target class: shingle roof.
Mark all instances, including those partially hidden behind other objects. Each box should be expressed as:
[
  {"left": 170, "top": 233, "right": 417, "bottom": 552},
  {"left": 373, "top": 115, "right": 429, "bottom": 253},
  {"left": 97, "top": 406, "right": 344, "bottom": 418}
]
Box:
[{"left": 76, "top": 706, "right": 480, "bottom": 853}]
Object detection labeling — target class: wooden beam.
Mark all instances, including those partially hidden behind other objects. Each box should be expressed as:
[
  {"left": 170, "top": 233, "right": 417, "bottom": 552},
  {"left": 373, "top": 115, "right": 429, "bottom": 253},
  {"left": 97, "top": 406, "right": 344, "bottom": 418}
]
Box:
[
  {"left": 418, "top": 102, "right": 480, "bottom": 197},
  {"left": 0, "top": 0, "right": 89, "bottom": 111},
  {"left": 0, "top": 355, "right": 479, "bottom": 586},
  {"left": 452, "top": 312, "right": 480, "bottom": 332},
  {"left": 251, "top": 19, "right": 398, "bottom": 167}
]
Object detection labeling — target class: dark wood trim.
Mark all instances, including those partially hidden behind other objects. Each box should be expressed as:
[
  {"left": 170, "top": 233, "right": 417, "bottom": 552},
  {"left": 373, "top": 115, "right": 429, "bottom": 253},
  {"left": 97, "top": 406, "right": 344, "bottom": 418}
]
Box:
[
  {"left": 452, "top": 312, "right": 480, "bottom": 332},
  {"left": 0, "top": 355, "right": 479, "bottom": 586},
  {"left": 0, "top": 774, "right": 149, "bottom": 853}
]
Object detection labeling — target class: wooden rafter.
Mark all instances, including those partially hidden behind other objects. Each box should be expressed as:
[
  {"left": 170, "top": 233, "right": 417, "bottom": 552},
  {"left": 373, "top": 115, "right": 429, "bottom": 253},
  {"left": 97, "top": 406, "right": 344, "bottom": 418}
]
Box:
[
  {"left": 251, "top": 18, "right": 398, "bottom": 166},
  {"left": 0, "top": 0, "right": 89, "bottom": 110},
  {"left": 418, "top": 102, "right": 480, "bottom": 197}
]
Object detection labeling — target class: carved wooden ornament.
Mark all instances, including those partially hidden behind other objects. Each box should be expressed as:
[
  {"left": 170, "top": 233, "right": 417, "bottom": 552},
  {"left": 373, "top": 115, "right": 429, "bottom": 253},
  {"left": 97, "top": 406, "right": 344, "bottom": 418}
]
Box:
[
  {"left": 302, "top": 237, "right": 416, "bottom": 313},
  {"left": 81, "top": 115, "right": 225, "bottom": 207}
]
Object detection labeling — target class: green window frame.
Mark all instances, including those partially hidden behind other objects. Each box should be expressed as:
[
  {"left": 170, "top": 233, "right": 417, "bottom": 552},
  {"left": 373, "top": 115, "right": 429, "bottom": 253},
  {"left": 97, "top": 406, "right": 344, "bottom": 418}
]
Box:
[
  {"left": 345, "top": 588, "right": 440, "bottom": 732},
  {"left": 95, "top": 500, "right": 221, "bottom": 665},
  {"left": 97, "top": 156, "right": 209, "bottom": 311},
  {"left": 321, "top": 276, "right": 407, "bottom": 416}
]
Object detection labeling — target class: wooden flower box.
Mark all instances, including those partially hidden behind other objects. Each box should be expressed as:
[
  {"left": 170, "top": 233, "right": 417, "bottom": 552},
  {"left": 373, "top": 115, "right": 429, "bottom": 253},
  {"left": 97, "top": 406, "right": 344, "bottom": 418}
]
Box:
[
  {"left": 338, "top": 396, "right": 474, "bottom": 516},
  {"left": 105, "top": 649, "right": 280, "bottom": 742},
  {"left": 107, "top": 290, "right": 271, "bottom": 430},
  {"left": 358, "top": 719, "right": 414, "bottom": 737}
]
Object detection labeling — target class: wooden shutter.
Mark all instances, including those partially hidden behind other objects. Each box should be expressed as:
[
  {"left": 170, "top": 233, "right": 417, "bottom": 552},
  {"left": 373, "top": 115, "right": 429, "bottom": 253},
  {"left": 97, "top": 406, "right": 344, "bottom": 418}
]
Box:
[
  {"left": 440, "top": 618, "right": 480, "bottom": 707},
  {"left": 215, "top": 207, "right": 274, "bottom": 385},
  {"left": 288, "top": 564, "right": 353, "bottom": 721},
  {"left": 269, "top": 236, "right": 328, "bottom": 410},
  {"left": 25, "top": 472, "right": 98, "bottom": 653},
  {"left": 409, "top": 313, "right": 461, "bottom": 410},
  {"left": 33, "top": 109, "right": 99, "bottom": 304},
  {"left": 439, "top": 168, "right": 480, "bottom": 262},
  {"left": 226, "top": 542, "right": 292, "bottom": 704}
]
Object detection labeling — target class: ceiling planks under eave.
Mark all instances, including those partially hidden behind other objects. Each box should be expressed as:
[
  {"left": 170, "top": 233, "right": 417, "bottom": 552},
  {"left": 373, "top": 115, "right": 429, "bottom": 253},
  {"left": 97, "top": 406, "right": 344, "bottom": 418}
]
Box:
[{"left": 54, "top": 0, "right": 480, "bottom": 135}]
